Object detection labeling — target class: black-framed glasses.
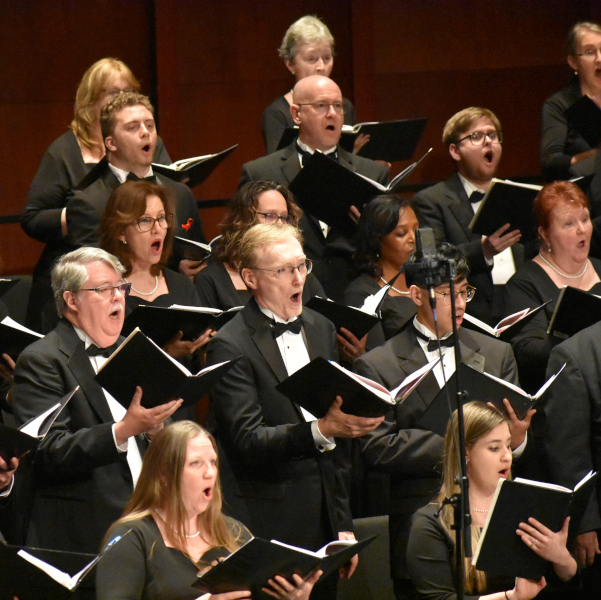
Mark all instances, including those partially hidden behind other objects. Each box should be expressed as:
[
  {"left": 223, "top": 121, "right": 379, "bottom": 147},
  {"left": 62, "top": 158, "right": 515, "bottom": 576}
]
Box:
[
  {"left": 296, "top": 102, "right": 345, "bottom": 116},
  {"left": 577, "top": 47, "right": 601, "bottom": 59},
  {"left": 78, "top": 282, "right": 132, "bottom": 298},
  {"left": 134, "top": 213, "right": 173, "bottom": 232},
  {"left": 253, "top": 259, "right": 313, "bottom": 279},
  {"left": 254, "top": 212, "right": 293, "bottom": 225},
  {"left": 456, "top": 131, "right": 502, "bottom": 145},
  {"left": 434, "top": 285, "right": 476, "bottom": 305}
]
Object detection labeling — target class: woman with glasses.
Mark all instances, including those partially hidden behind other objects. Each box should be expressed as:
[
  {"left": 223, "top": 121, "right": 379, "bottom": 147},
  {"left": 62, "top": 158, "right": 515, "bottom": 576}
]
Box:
[
  {"left": 194, "top": 181, "right": 325, "bottom": 311},
  {"left": 343, "top": 195, "right": 420, "bottom": 351},
  {"left": 22, "top": 58, "right": 171, "bottom": 334},
  {"left": 504, "top": 181, "right": 601, "bottom": 395},
  {"left": 262, "top": 15, "right": 360, "bottom": 155},
  {"left": 99, "top": 180, "right": 210, "bottom": 361},
  {"left": 541, "top": 22, "right": 601, "bottom": 217},
  {"left": 407, "top": 402, "right": 576, "bottom": 600}
]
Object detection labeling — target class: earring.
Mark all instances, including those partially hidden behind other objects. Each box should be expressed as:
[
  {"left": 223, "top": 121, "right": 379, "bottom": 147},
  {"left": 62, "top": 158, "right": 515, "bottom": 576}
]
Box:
[
  {"left": 575, "top": 70, "right": 578, "bottom": 76},
  {"left": 547, "top": 243, "right": 551, "bottom": 253},
  {"left": 122, "top": 239, "right": 127, "bottom": 245}
]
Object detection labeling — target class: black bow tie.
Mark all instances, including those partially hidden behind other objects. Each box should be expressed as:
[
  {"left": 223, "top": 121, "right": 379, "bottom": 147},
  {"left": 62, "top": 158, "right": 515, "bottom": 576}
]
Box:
[
  {"left": 469, "top": 191, "right": 485, "bottom": 204},
  {"left": 126, "top": 172, "right": 156, "bottom": 183},
  {"left": 296, "top": 144, "right": 338, "bottom": 163},
  {"left": 271, "top": 317, "right": 303, "bottom": 338},
  {"left": 86, "top": 342, "right": 119, "bottom": 358},
  {"left": 413, "top": 326, "right": 454, "bottom": 353}
]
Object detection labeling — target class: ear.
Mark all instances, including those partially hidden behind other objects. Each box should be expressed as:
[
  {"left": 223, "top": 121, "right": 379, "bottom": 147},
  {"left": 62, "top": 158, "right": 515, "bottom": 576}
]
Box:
[
  {"left": 241, "top": 268, "right": 257, "bottom": 290},
  {"left": 538, "top": 226, "right": 548, "bottom": 247},
  {"left": 118, "top": 231, "right": 127, "bottom": 244},
  {"left": 409, "top": 285, "right": 424, "bottom": 307},
  {"left": 284, "top": 58, "right": 296, "bottom": 76},
  {"left": 567, "top": 54, "right": 578, "bottom": 72},
  {"left": 63, "top": 291, "right": 77, "bottom": 312},
  {"left": 290, "top": 103, "right": 302, "bottom": 126},
  {"left": 105, "top": 135, "right": 117, "bottom": 153},
  {"left": 448, "top": 143, "right": 461, "bottom": 162}
]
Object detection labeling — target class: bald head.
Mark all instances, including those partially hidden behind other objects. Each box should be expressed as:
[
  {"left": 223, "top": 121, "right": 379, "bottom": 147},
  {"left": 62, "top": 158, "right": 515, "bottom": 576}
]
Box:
[{"left": 291, "top": 75, "right": 344, "bottom": 152}]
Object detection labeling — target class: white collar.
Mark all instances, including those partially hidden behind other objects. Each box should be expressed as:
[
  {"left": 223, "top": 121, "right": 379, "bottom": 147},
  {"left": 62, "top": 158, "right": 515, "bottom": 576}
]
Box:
[
  {"left": 108, "top": 162, "right": 154, "bottom": 184},
  {"left": 258, "top": 304, "right": 300, "bottom": 325},
  {"left": 412, "top": 315, "right": 453, "bottom": 341},
  {"left": 297, "top": 138, "right": 337, "bottom": 156},
  {"left": 458, "top": 173, "right": 487, "bottom": 198}
]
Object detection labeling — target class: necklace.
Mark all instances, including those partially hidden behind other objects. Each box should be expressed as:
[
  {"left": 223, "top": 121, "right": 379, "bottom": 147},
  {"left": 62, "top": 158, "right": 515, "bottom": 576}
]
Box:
[
  {"left": 538, "top": 253, "right": 588, "bottom": 279},
  {"left": 154, "top": 508, "right": 201, "bottom": 538},
  {"left": 380, "top": 276, "right": 410, "bottom": 295},
  {"left": 473, "top": 508, "right": 489, "bottom": 513},
  {"left": 125, "top": 275, "right": 159, "bottom": 296}
]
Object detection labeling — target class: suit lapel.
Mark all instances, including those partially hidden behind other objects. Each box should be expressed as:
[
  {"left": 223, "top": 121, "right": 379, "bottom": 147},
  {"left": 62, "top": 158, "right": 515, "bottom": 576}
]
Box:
[
  {"left": 446, "top": 175, "right": 476, "bottom": 237},
  {"left": 280, "top": 144, "right": 302, "bottom": 185},
  {"left": 458, "top": 329, "right": 486, "bottom": 372}
]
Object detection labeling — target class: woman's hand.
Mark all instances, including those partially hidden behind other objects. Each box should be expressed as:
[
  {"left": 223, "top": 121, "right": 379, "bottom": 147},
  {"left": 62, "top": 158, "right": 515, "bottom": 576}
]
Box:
[
  {"left": 0, "top": 456, "right": 18, "bottom": 491},
  {"left": 336, "top": 328, "right": 367, "bottom": 364},
  {"left": 491, "top": 399, "right": 534, "bottom": 450},
  {"left": 510, "top": 575, "right": 546, "bottom": 600},
  {"left": 352, "top": 133, "right": 370, "bottom": 155},
  {"left": 262, "top": 569, "right": 322, "bottom": 600},
  {"left": 516, "top": 517, "right": 577, "bottom": 581},
  {"left": 179, "top": 259, "right": 207, "bottom": 280},
  {"left": 163, "top": 328, "right": 215, "bottom": 359},
  {"left": 0, "top": 353, "right": 16, "bottom": 384},
  {"left": 195, "top": 591, "right": 251, "bottom": 600}
]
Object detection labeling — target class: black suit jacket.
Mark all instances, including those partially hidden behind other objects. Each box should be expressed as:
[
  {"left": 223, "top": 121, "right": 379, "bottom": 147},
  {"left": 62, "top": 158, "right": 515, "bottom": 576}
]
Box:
[
  {"left": 354, "top": 322, "right": 518, "bottom": 579},
  {"left": 206, "top": 299, "right": 352, "bottom": 551},
  {"left": 412, "top": 173, "right": 525, "bottom": 325},
  {"left": 238, "top": 143, "right": 389, "bottom": 301},
  {"left": 11, "top": 319, "right": 143, "bottom": 553},
  {"left": 65, "top": 159, "right": 206, "bottom": 253}
]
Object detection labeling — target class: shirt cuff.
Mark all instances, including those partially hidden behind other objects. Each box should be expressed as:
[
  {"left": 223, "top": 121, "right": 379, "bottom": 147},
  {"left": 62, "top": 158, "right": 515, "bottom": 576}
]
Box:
[
  {"left": 0, "top": 475, "right": 14, "bottom": 497},
  {"left": 311, "top": 420, "right": 336, "bottom": 453},
  {"left": 512, "top": 436, "right": 527, "bottom": 458},
  {"left": 112, "top": 423, "right": 128, "bottom": 453}
]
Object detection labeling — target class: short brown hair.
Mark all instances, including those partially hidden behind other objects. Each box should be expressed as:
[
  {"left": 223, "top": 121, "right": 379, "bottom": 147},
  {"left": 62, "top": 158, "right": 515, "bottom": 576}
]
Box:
[
  {"left": 216, "top": 181, "right": 303, "bottom": 267},
  {"left": 99, "top": 180, "right": 175, "bottom": 277},
  {"left": 100, "top": 91, "right": 154, "bottom": 140},
  {"left": 71, "top": 58, "right": 140, "bottom": 154},
  {"left": 238, "top": 223, "right": 304, "bottom": 271},
  {"left": 533, "top": 180, "right": 590, "bottom": 234},
  {"left": 443, "top": 107, "right": 502, "bottom": 146}
]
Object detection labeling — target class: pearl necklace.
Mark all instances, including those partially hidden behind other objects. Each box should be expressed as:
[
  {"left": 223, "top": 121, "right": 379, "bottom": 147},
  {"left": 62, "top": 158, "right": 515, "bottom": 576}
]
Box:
[
  {"left": 125, "top": 275, "right": 159, "bottom": 296},
  {"left": 473, "top": 508, "right": 489, "bottom": 513},
  {"left": 538, "top": 253, "right": 588, "bottom": 279},
  {"left": 154, "top": 508, "right": 201, "bottom": 538},
  {"left": 379, "top": 276, "right": 410, "bottom": 295}
]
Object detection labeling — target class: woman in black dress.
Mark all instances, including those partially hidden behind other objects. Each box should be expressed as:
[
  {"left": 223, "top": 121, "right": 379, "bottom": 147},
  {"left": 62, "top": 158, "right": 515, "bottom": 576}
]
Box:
[
  {"left": 97, "top": 420, "right": 321, "bottom": 600},
  {"left": 22, "top": 58, "right": 170, "bottom": 332}
]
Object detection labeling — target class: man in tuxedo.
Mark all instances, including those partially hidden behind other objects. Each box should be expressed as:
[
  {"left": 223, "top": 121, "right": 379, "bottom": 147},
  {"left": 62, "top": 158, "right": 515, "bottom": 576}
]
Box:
[
  {"left": 354, "top": 243, "right": 529, "bottom": 600},
  {"left": 239, "top": 75, "right": 389, "bottom": 302},
  {"left": 412, "top": 107, "right": 523, "bottom": 325},
  {"left": 206, "top": 224, "right": 384, "bottom": 599},
  {"left": 66, "top": 92, "right": 206, "bottom": 278},
  {"left": 10, "top": 247, "right": 181, "bottom": 553},
  {"left": 541, "top": 322, "right": 601, "bottom": 597}
]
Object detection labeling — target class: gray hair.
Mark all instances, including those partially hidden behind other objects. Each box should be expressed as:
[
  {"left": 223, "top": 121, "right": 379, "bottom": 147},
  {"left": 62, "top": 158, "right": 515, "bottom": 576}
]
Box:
[
  {"left": 52, "top": 247, "right": 125, "bottom": 315},
  {"left": 278, "top": 15, "right": 334, "bottom": 63},
  {"left": 238, "top": 224, "right": 303, "bottom": 270}
]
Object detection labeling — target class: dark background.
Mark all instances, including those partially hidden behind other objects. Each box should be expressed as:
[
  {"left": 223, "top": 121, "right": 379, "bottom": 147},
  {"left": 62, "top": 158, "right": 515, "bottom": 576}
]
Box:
[{"left": 1, "top": 0, "right": 600, "bottom": 275}]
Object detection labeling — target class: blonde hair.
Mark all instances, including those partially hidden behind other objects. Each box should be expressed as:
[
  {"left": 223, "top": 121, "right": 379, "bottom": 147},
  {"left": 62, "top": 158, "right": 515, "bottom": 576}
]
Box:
[
  {"left": 237, "top": 223, "right": 304, "bottom": 271},
  {"left": 437, "top": 402, "right": 508, "bottom": 594},
  {"left": 278, "top": 15, "right": 334, "bottom": 62},
  {"left": 442, "top": 107, "right": 502, "bottom": 146},
  {"left": 70, "top": 58, "right": 140, "bottom": 154},
  {"left": 107, "top": 421, "right": 242, "bottom": 560},
  {"left": 567, "top": 22, "right": 601, "bottom": 56}
]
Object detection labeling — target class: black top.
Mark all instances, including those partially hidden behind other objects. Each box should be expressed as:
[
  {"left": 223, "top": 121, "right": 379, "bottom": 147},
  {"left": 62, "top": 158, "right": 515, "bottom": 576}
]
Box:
[
  {"left": 125, "top": 268, "right": 201, "bottom": 317},
  {"left": 194, "top": 257, "right": 326, "bottom": 311},
  {"left": 504, "top": 258, "right": 601, "bottom": 393},
  {"left": 97, "top": 515, "right": 251, "bottom": 600},
  {"left": 343, "top": 273, "right": 416, "bottom": 351},
  {"left": 407, "top": 503, "right": 513, "bottom": 600},
  {"left": 261, "top": 94, "right": 357, "bottom": 155}
]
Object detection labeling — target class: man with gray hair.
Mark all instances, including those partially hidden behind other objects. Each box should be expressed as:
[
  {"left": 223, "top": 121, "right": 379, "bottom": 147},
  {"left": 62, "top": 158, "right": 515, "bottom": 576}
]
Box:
[{"left": 11, "top": 247, "right": 181, "bottom": 553}]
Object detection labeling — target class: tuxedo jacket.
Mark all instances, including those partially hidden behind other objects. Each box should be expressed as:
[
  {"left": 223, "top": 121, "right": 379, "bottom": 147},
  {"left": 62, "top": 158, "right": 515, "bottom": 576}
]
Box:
[
  {"left": 11, "top": 319, "right": 144, "bottom": 553},
  {"left": 412, "top": 173, "right": 524, "bottom": 325},
  {"left": 541, "top": 322, "right": 601, "bottom": 535},
  {"left": 206, "top": 298, "right": 352, "bottom": 551},
  {"left": 238, "top": 142, "right": 389, "bottom": 301},
  {"left": 65, "top": 159, "right": 206, "bottom": 253},
  {"left": 354, "top": 322, "right": 518, "bottom": 579}
]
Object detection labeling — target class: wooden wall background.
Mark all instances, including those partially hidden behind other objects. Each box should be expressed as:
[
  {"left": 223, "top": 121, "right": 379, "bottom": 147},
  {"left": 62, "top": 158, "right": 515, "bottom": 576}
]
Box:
[{"left": 1, "top": 0, "right": 600, "bottom": 275}]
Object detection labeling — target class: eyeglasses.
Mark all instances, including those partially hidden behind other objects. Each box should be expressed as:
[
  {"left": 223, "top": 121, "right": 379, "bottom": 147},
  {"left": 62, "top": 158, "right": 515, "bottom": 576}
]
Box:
[
  {"left": 296, "top": 102, "right": 345, "bottom": 116},
  {"left": 434, "top": 285, "right": 476, "bottom": 305},
  {"left": 79, "top": 282, "right": 132, "bottom": 298},
  {"left": 577, "top": 47, "right": 601, "bottom": 59},
  {"left": 253, "top": 259, "right": 313, "bottom": 279},
  {"left": 255, "top": 212, "right": 293, "bottom": 225},
  {"left": 134, "top": 213, "right": 173, "bottom": 232},
  {"left": 456, "top": 131, "right": 503, "bottom": 145}
]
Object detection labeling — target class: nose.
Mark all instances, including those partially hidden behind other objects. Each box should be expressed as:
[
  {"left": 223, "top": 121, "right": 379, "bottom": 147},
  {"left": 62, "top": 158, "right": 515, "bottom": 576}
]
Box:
[
  {"left": 315, "top": 58, "right": 325, "bottom": 72},
  {"left": 292, "top": 266, "right": 305, "bottom": 284},
  {"left": 456, "top": 291, "right": 467, "bottom": 308},
  {"left": 502, "top": 445, "right": 512, "bottom": 464}
]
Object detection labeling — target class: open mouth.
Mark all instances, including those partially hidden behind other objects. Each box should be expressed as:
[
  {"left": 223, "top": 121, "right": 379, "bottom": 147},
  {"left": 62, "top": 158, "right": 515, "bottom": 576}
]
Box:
[
  {"left": 151, "top": 239, "right": 162, "bottom": 254},
  {"left": 483, "top": 149, "right": 494, "bottom": 164},
  {"left": 499, "top": 468, "right": 509, "bottom": 479},
  {"left": 142, "top": 144, "right": 151, "bottom": 153},
  {"left": 325, "top": 124, "right": 335, "bottom": 131},
  {"left": 202, "top": 486, "right": 213, "bottom": 501},
  {"left": 290, "top": 292, "right": 301, "bottom": 305},
  {"left": 109, "top": 305, "right": 122, "bottom": 319}
]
